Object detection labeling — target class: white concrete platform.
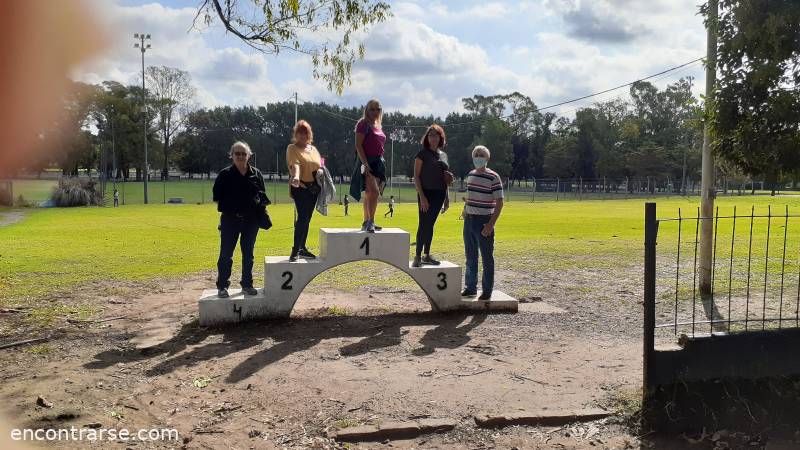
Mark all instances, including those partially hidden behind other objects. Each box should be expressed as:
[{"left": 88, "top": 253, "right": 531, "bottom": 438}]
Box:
[
  {"left": 456, "top": 290, "right": 519, "bottom": 312},
  {"left": 198, "top": 227, "right": 518, "bottom": 325}
]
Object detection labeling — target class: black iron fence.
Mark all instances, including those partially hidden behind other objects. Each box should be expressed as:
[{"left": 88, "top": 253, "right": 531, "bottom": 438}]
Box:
[{"left": 645, "top": 203, "right": 800, "bottom": 342}]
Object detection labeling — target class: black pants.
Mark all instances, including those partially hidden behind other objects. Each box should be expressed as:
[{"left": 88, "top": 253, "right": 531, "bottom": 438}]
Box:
[
  {"left": 291, "top": 185, "right": 319, "bottom": 251},
  {"left": 416, "top": 189, "right": 446, "bottom": 257},
  {"left": 216, "top": 214, "right": 260, "bottom": 289}
]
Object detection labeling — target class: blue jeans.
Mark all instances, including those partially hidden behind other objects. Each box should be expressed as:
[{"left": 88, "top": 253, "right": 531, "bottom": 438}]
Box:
[
  {"left": 463, "top": 214, "right": 494, "bottom": 294},
  {"left": 216, "top": 214, "right": 260, "bottom": 289}
]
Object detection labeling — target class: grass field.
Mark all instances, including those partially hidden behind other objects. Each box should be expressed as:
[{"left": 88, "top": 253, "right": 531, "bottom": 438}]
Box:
[
  {"left": 2, "top": 196, "right": 800, "bottom": 309},
  {"left": 9, "top": 178, "right": 791, "bottom": 206}
]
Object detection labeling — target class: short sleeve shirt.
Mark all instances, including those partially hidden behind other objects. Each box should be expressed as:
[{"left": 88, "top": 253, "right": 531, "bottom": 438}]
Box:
[
  {"left": 286, "top": 144, "right": 321, "bottom": 183},
  {"left": 355, "top": 119, "right": 386, "bottom": 158},
  {"left": 415, "top": 148, "right": 448, "bottom": 191},
  {"left": 465, "top": 168, "right": 504, "bottom": 215}
]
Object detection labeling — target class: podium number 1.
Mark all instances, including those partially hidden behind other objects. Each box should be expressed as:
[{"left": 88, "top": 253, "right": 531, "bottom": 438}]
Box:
[{"left": 360, "top": 237, "right": 370, "bottom": 256}]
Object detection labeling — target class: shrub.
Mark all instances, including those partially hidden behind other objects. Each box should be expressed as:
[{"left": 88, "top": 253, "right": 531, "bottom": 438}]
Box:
[{"left": 50, "top": 178, "right": 104, "bottom": 207}]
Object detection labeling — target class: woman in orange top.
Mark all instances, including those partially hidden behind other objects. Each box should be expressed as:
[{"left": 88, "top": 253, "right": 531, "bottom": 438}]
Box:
[{"left": 287, "top": 120, "right": 322, "bottom": 261}]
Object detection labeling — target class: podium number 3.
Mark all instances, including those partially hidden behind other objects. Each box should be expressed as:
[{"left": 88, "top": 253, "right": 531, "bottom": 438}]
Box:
[
  {"left": 360, "top": 237, "right": 370, "bottom": 255},
  {"left": 437, "top": 272, "right": 447, "bottom": 290},
  {"left": 281, "top": 271, "right": 293, "bottom": 290}
]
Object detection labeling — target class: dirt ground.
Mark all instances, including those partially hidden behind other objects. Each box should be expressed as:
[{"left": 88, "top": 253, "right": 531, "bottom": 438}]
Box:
[{"left": 2, "top": 267, "right": 768, "bottom": 449}]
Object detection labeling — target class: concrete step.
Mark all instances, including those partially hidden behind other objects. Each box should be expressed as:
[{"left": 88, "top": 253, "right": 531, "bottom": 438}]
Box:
[
  {"left": 457, "top": 290, "right": 519, "bottom": 312},
  {"left": 318, "top": 227, "right": 410, "bottom": 268}
]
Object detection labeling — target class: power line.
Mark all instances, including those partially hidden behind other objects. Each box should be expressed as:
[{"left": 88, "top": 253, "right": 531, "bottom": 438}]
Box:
[{"left": 298, "top": 56, "right": 704, "bottom": 130}]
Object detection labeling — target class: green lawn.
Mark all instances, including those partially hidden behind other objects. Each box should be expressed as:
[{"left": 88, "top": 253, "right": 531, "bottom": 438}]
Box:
[
  {"left": 14, "top": 178, "right": 789, "bottom": 206},
  {"left": 2, "top": 196, "right": 800, "bottom": 307}
]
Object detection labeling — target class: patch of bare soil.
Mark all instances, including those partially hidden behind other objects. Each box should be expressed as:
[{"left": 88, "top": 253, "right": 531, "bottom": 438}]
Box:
[
  {"left": 0, "top": 209, "right": 27, "bottom": 227},
  {"left": 0, "top": 272, "right": 652, "bottom": 449}
]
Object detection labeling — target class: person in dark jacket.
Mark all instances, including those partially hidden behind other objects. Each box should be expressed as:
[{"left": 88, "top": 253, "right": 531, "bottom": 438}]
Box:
[{"left": 212, "top": 141, "right": 267, "bottom": 298}]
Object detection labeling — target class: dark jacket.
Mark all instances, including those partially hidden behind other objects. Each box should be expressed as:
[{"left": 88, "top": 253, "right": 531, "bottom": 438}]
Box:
[{"left": 212, "top": 164, "right": 267, "bottom": 216}]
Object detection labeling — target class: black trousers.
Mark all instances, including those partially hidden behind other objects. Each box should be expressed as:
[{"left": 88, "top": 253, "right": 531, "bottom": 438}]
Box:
[
  {"left": 216, "top": 214, "right": 260, "bottom": 289},
  {"left": 291, "top": 185, "right": 319, "bottom": 251},
  {"left": 416, "top": 189, "right": 446, "bottom": 257}
]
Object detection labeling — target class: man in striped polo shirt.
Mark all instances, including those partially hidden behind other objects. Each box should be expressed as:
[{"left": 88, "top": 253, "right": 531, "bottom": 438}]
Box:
[{"left": 462, "top": 145, "right": 504, "bottom": 300}]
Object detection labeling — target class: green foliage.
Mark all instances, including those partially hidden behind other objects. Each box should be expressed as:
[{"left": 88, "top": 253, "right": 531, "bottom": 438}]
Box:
[
  {"left": 707, "top": 0, "right": 800, "bottom": 183},
  {"left": 197, "top": 0, "right": 392, "bottom": 94}
]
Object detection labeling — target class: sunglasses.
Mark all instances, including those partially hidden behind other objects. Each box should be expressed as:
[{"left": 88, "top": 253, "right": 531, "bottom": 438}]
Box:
[{"left": 369, "top": 107, "right": 382, "bottom": 112}]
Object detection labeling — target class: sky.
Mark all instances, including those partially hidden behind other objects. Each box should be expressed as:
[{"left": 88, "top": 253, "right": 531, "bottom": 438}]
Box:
[{"left": 73, "top": 0, "right": 709, "bottom": 118}]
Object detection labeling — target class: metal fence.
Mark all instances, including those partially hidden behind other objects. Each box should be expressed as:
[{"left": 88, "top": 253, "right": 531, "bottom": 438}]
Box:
[{"left": 644, "top": 203, "right": 800, "bottom": 342}]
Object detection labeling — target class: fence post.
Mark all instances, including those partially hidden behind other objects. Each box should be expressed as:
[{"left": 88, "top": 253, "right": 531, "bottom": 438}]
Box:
[
  {"left": 531, "top": 177, "right": 536, "bottom": 203},
  {"left": 556, "top": 177, "right": 560, "bottom": 202},
  {"left": 643, "top": 202, "right": 658, "bottom": 396}
]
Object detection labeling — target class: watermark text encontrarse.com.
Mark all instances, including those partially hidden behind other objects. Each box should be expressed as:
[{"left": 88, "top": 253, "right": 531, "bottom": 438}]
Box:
[{"left": 10, "top": 427, "right": 179, "bottom": 442}]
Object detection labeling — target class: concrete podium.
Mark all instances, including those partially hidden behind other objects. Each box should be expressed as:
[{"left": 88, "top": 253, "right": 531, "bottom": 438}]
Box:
[{"left": 199, "top": 228, "right": 517, "bottom": 325}]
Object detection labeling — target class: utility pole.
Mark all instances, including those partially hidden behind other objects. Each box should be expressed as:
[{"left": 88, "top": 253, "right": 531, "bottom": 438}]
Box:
[
  {"left": 110, "top": 104, "right": 116, "bottom": 193},
  {"left": 294, "top": 92, "right": 298, "bottom": 125},
  {"left": 390, "top": 135, "right": 394, "bottom": 194},
  {"left": 699, "top": 0, "right": 717, "bottom": 296},
  {"left": 134, "top": 33, "right": 151, "bottom": 204}
]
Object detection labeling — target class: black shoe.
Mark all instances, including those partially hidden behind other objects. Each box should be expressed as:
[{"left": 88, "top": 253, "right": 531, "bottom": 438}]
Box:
[
  {"left": 289, "top": 248, "right": 299, "bottom": 262},
  {"left": 218, "top": 288, "right": 229, "bottom": 298},
  {"left": 373, "top": 222, "right": 383, "bottom": 231},
  {"left": 478, "top": 292, "right": 492, "bottom": 300},
  {"left": 366, "top": 221, "right": 376, "bottom": 233},
  {"left": 298, "top": 248, "right": 316, "bottom": 259},
  {"left": 361, "top": 221, "right": 369, "bottom": 231},
  {"left": 242, "top": 287, "right": 258, "bottom": 296},
  {"left": 411, "top": 256, "right": 422, "bottom": 268},
  {"left": 461, "top": 289, "right": 477, "bottom": 298},
  {"left": 422, "top": 255, "right": 441, "bottom": 266}
]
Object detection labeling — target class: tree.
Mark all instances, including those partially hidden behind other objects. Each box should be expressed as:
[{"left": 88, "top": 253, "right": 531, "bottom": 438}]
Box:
[
  {"left": 145, "top": 66, "right": 196, "bottom": 180},
  {"left": 197, "top": 0, "right": 391, "bottom": 94},
  {"left": 706, "top": 0, "right": 800, "bottom": 190}
]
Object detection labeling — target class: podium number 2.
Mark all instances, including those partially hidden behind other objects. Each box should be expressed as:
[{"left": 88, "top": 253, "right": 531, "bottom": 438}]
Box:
[
  {"left": 360, "top": 237, "right": 370, "bottom": 256},
  {"left": 437, "top": 272, "right": 447, "bottom": 290},
  {"left": 281, "top": 271, "right": 293, "bottom": 290}
]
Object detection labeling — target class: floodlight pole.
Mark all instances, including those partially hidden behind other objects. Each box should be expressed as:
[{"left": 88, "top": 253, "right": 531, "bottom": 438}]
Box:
[{"left": 134, "top": 33, "right": 152, "bottom": 204}]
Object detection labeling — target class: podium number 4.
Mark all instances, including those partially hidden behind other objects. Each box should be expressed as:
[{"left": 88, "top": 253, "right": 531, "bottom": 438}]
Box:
[{"left": 360, "top": 237, "right": 370, "bottom": 256}]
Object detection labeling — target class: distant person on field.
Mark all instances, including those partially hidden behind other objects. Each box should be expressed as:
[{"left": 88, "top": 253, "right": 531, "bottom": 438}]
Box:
[
  {"left": 412, "top": 124, "right": 453, "bottom": 268},
  {"left": 343, "top": 194, "right": 349, "bottom": 216},
  {"left": 384, "top": 195, "right": 394, "bottom": 218},
  {"left": 212, "top": 141, "right": 267, "bottom": 298},
  {"left": 462, "top": 145, "right": 504, "bottom": 300},
  {"left": 113, "top": 188, "right": 119, "bottom": 207},
  {"left": 287, "top": 120, "right": 323, "bottom": 262}
]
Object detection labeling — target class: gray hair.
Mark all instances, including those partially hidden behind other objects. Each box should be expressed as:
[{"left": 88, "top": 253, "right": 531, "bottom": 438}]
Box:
[
  {"left": 472, "top": 145, "right": 490, "bottom": 158},
  {"left": 230, "top": 141, "right": 252, "bottom": 156}
]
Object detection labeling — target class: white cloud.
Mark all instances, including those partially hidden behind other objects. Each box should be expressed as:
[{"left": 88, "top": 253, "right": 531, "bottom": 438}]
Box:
[
  {"left": 72, "top": 0, "right": 708, "bottom": 119},
  {"left": 72, "top": 0, "right": 279, "bottom": 107}
]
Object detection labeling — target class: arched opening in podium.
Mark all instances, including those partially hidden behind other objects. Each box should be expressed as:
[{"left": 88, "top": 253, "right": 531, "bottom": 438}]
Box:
[{"left": 289, "top": 260, "right": 433, "bottom": 317}]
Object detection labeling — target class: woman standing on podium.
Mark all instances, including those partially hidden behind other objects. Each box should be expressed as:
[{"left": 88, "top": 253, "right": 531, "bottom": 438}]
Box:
[
  {"left": 287, "top": 120, "right": 322, "bottom": 262},
  {"left": 412, "top": 124, "right": 452, "bottom": 267},
  {"left": 351, "top": 99, "right": 387, "bottom": 233}
]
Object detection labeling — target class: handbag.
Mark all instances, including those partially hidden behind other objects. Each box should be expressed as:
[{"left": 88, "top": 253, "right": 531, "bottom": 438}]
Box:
[{"left": 257, "top": 207, "right": 272, "bottom": 230}]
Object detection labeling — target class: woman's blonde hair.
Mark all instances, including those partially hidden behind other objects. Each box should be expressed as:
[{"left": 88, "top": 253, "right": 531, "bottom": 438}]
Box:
[
  {"left": 292, "top": 120, "right": 314, "bottom": 144},
  {"left": 362, "top": 99, "right": 383, "bottom": 126}
]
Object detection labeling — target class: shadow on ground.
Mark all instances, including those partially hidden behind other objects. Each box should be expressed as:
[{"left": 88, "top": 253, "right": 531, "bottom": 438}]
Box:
[{"left": 84, "top": 312, "right": 489, "bottom": 384}]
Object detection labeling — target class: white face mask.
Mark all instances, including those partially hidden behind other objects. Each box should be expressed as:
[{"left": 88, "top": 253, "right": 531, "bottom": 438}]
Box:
[{"left": 473, "top": 157, "right": 487, "bottom": 169}]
